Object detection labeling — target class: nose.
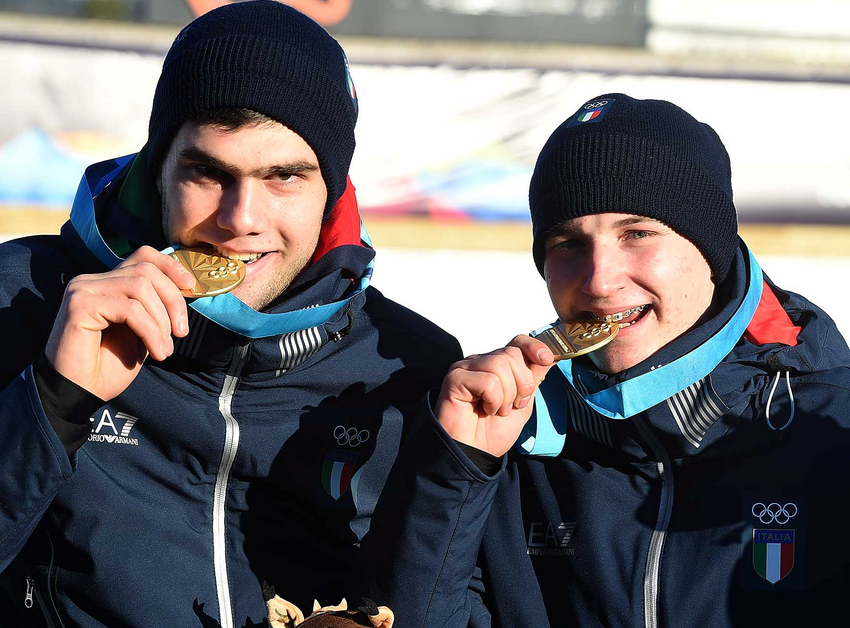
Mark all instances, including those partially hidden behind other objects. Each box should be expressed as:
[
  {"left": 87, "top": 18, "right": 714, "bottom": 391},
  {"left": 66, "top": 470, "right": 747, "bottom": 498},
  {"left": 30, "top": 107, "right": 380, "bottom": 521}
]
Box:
[
  {"left": 216, "top": 179, "right": 266, "bottom": 236},
  {"left": 580, "top": 242, "right": 625, "bottom": 298}
]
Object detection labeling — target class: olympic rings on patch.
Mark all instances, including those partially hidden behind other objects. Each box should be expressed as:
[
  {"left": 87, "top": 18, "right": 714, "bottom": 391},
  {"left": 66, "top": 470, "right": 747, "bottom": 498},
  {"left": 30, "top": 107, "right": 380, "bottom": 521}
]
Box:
[
  {"left": 334, "top": 425, "right": 370, "bottom": 447},
  {"left": 751, "top": 502, "right": 797, "bottom": 525},
  {"left": 584, "top": 100, "right": 608, "bottom": 109}
]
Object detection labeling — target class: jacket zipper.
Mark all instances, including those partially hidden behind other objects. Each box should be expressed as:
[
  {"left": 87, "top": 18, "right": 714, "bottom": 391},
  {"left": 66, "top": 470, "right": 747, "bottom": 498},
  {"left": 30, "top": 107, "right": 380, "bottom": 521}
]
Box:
[
  {"left": 24, "top": 575, "right": 59, "bottom": 628},
  {"left": 633, "top": 416, "right": 674, "bottom": 628},
  {"left": 25, "top": 576, "right": 34, "bottom": 609},
  {"left": 213, "top": 344, "right": 250, "bottom": 628}
]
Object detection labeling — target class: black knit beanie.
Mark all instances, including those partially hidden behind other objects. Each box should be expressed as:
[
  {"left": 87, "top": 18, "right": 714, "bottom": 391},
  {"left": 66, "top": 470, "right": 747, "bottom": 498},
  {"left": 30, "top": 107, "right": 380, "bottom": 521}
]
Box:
[
  {"left": 529, "top": 93, "right": 738, "bottom": 283},
  {"left": 147, "top": 0, "right": 358, "bottom": 218}
]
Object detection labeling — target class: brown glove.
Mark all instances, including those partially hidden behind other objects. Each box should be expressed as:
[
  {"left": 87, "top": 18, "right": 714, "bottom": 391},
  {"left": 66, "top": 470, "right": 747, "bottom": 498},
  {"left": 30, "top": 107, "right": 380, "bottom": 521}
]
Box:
[{"left": 267, "top": 596, "right": 393, "bottom": 628}]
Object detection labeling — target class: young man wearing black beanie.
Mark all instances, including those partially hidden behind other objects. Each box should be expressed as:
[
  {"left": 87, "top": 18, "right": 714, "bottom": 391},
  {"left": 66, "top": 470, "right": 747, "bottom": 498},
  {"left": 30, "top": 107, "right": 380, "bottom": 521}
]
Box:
[
  {"left": 0, "top": 2, "right": 460, "bottom": 626},
  {"left": 361, "top": 94, "right": 850, "bottom": 626}
]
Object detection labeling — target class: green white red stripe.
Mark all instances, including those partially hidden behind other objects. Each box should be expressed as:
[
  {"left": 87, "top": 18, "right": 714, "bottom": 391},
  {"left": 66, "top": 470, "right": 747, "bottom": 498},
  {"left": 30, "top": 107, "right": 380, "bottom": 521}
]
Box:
[
  {"left": 347, "top": 72, "right": 356, "bottom": 100},
  {"left": 579, "top": 110, "right": 601, "bottom": 122},
  {"left": 322, "top": 449, "right": 359, "bottom": 500},
  {"left": 753, "top": 529, "right": 795, "bottom": 584}
]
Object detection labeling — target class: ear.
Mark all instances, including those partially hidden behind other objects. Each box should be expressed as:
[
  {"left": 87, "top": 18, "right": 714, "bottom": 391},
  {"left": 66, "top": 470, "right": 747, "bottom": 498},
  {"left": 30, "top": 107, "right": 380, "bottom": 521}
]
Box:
[{"left": 266, "top": 595, "right": 304, "bottom": 627}]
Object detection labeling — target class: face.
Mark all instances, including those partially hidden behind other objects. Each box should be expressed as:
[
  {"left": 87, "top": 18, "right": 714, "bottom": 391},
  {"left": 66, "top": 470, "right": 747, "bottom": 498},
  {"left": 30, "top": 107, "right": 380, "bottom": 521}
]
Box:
[
  {"left": 158, "top": 120, "right": 327, "bottom": 310},
  {"left": 543, "top": 213, "right": 715, "bottom": 374}
]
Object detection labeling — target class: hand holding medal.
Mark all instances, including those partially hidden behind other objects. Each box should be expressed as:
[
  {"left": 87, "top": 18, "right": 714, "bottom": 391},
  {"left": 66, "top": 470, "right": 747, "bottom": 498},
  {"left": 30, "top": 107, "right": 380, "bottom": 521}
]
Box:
[
  {"left": 45, "top": 246, "right": 202, "bottom": 401},
  {"left": 435, "top": 319, "right": 619, "bottom": 458}
]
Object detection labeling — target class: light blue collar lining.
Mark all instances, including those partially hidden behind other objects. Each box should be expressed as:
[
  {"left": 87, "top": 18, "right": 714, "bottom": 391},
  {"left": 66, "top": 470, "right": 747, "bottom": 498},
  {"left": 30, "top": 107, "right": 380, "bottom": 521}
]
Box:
[
  {"left": 519, "top": 248, "right": 762, "bottom": 456},
  {"left": 70, "top": 158, "right": 373, "bottom": 339}
]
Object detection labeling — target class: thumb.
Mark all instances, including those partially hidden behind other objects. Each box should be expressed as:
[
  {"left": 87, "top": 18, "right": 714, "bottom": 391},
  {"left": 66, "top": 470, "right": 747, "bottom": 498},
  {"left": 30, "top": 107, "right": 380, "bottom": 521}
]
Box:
[{"left": 531, "top": 359, "right": 556, "bottom": 385}]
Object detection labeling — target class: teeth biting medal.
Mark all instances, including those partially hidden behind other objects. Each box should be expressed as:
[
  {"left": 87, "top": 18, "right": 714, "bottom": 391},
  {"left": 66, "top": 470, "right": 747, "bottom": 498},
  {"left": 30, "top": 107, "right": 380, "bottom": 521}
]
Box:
[
  {"left": 530, "top": 320, "right": 619, "bottom": 361},
  {"left": 169, "top": 248, "right": 246, "bottom": 298}
]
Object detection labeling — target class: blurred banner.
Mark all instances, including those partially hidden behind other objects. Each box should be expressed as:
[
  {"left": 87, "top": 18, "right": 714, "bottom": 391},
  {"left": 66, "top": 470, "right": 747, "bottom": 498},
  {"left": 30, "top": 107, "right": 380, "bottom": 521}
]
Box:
[
  {"left": 348, "top": 66, "right": 850, "bottom": 224},
  {"left": 0, "top": 0, "right": 646, "bottom": 44},
  {"left": 1, "top": 35, "right": 848, "bottom": 223},
  {"left": 326, "top": 0, "right": 645, "bottom": 45}
]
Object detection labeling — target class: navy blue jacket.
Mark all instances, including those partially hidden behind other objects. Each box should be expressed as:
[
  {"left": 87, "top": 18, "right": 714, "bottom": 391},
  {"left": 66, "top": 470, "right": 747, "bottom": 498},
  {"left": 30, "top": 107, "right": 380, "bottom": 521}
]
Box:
[
  {"left": 0, "top": 155, "right": 462, "bottom": 628},
  {"left": 362, "top": 242, "right": 850, "bottom": 627}
]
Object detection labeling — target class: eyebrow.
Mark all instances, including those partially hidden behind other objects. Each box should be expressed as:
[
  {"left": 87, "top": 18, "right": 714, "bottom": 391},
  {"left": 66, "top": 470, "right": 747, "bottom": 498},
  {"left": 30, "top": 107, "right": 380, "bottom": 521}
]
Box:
[
  {"left": 548, "top": 216, "right": 665, "bottom": 238},
  {"left": 178, "top": 146, "right": 320, "bottom": 178}
]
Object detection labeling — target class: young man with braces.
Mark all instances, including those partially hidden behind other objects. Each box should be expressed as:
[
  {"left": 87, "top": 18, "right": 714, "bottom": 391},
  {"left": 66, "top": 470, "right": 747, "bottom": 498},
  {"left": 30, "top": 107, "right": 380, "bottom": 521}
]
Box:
[
  {"left": 361, "top": 93, "right": 850, "bottom": 626},
  {"left": 0, "top": 2, "right": 460, "bottom": 626}
]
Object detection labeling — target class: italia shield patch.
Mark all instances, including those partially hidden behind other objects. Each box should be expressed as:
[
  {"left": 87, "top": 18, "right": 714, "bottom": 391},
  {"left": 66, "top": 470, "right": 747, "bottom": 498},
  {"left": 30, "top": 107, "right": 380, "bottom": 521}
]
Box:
[
  {"left": 322, "top": 449, "right": 359, "bottom": 500},
  {"left": 753, "top": 528, "right": 795, "bottom": 584},
  {"left": 567, "top": 98, "right": 615, "bottom": 128}
]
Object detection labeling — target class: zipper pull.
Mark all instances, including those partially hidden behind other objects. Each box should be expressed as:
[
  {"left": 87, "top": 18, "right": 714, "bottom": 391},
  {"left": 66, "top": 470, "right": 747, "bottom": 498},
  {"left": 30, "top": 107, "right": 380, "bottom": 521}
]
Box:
[{"left": 24, "top": 577, "right": 34, "bottom": 609}]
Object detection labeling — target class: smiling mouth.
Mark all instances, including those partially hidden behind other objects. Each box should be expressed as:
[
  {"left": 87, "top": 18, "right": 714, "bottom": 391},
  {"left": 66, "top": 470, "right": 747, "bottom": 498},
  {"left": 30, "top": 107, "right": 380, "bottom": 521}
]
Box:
[
  {"left": 212, "top": 247, "right": 269, "bottom": 265},
  {"left": 591, "top": 304, "right": 649, "bottom": 328}
]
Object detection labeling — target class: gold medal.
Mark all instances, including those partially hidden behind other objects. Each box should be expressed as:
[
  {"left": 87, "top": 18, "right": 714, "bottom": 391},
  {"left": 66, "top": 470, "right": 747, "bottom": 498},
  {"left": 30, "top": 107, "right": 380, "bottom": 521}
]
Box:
[
  {"left": 531, "top": 320, "right": 619, "bottom": 361},
  {"left": 169, "top": 248, "right": 246, "bottom": 298}
]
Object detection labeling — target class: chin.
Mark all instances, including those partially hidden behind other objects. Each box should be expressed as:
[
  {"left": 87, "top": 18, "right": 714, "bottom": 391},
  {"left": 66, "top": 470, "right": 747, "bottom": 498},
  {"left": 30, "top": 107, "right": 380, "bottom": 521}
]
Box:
[
  {"left": 230, "top": 288, "right": 258, "bottom": 308},
  {"left": 591, "top": 344, "right": 655, "bottom": 375},
  {"left": 232, "top": 288, "right": 276, "bottom": 311},
  {"left": 234, "top": 272, "right": 297, "bottom": 311}
]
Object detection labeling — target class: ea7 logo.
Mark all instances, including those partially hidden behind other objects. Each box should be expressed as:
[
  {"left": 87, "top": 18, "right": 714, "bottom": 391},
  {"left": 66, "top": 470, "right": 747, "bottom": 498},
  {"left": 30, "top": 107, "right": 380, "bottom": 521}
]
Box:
[
  {"left": 88, "top": 409, "right": 140, "bottom": 446},
  {"left": 526, "top": 521, "right": 576, "bottom": 556}
]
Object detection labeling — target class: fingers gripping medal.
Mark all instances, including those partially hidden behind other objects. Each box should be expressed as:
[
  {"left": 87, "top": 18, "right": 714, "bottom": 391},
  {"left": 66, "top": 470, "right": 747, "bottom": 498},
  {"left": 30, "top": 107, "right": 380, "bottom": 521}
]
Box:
[
  {"left": 169, "top": 248, "right": 246, "bottom": 298},
  {"left": 531, "top": 320, "right": 619, "bottom": 361}
]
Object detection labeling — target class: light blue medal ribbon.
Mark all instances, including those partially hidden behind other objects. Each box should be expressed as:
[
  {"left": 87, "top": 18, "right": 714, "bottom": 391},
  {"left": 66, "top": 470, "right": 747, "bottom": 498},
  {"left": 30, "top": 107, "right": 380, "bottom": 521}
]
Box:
[
  {"left": 70, "top": 155, "right": 134, "bottom": 270},
  {"left": 70, "top": 159, "right": 374, "bottom": 339},
  {"left": 519, "top": 249, "right": 763, "bottom": 456}
]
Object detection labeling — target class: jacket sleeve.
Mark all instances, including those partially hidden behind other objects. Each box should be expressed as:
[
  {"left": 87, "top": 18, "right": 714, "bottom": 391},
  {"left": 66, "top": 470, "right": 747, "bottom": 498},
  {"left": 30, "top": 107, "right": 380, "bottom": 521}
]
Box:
[
  {"left": 0, "top": 364, "right": 77, "bottom": 572},
  {"left": 358, "top": 395, "right": 505, "bottom": 628}
]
